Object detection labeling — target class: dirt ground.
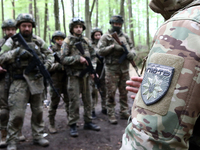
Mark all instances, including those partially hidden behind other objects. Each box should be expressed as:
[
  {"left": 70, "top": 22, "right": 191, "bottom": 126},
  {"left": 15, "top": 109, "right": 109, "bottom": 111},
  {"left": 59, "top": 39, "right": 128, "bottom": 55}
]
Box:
[{"left": 0, "top": 67, "right": 138, "bottom": 150}]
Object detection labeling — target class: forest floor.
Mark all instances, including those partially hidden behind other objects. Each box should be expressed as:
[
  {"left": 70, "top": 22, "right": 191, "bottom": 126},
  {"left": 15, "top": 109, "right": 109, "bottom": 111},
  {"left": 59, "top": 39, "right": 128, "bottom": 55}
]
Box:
[{"left": 0, "top": 66, "right": 138, "bottom": 150}]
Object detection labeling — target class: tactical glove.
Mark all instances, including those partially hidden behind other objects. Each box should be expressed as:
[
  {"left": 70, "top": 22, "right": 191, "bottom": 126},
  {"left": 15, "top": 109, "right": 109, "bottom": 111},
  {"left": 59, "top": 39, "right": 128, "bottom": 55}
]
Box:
[
  {"left": 127, "top": 52, "right": 135, "bottom": 60},
  {"left": 114, "top": 44, "right": 124, "bottom": 51}
]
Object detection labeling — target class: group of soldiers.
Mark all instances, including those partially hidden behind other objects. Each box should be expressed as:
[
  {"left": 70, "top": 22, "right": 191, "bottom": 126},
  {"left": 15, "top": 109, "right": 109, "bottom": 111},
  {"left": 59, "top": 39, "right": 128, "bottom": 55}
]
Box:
[{"left": 0, "top": 12, "right": 135, "bottom": 150}]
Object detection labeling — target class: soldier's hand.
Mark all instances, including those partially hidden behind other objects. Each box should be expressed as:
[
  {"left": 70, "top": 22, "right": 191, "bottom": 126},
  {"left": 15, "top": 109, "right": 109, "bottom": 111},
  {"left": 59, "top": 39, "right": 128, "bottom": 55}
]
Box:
[
  {"left": 114, "top": 44, "right": 124, "bottom": 51},
  {"left": 80, "top": 56, "right": 89, "bottom": 65},
  {"left": 126, "top": 76, "right": 143, "bottom": 100},
  {"left": 127, "top": 52, "right": 135, "bottom": 60},
  {"left": 90, "top": 73, "right": 99, "bottom": 79},
  {"left": 0, "top": 66, "right": 7, "bottom": 74}
]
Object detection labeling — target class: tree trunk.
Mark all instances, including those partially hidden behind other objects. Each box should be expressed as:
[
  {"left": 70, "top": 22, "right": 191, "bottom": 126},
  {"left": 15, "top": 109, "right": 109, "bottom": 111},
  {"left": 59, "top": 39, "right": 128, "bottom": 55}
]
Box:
[
  {"left": 78, "top": 0, "right": 80, "bottom": 17},
  {"left": 85, "top": 0, "right": 95, "bottom": 38},
  {"left": 1, "top": 0, "right": 4, "bottom": 37},
  {"left": 128, "top": 0, "right": 135, "bottom": 47},
  {"left": 34, "top": 0, "right": 37, "bottom": 35},
  {"left": 37, "top": 7, "right": 40, "bottom": 36},
  {"left": 146, "top": 0, "right": 150, "bottom": 50},
  {"left": 54, "top": 0, "right": 60, "bottom": 30},
  {"left": 70, "top": 0, "right": 74, "bottom": 18},
  {"left": 43, "top": 0, "right": 48, "bottom": 41},
  {"left": 108, "top": 0, "right": 111, "bottom": 17},
  {"left": 61, "top": 0, "right": 66, "bottom": 35},
  {"left": 11, "top": 0, "right": 15, "bottom": 19},
  {"left": 119, "top": 0, "right": 125, "bottom": 32},
  {"left": 29, "top": 0, "right": 33, "bottom": 15},
  {"left": 95, "top": 0, "right": 98, "bottom": 27}
]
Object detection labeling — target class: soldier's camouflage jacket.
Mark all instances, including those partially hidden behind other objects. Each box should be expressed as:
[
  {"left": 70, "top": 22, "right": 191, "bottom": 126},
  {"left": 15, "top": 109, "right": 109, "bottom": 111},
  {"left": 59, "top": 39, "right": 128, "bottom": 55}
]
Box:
[
  {"left": 0, "top": 37, "right": 7, "bottom": 48},
  {"left": 0, "top": 35, "right": 53, "bottom": 95},
  {"left": 60, "top": 34, "right": 96, "bottom": 77},
  {"left": 98, "top": 30, "right": 134, "bottom": 73},
  {"left": 121, "top": 1, "right": 200, "bottom": 150}
]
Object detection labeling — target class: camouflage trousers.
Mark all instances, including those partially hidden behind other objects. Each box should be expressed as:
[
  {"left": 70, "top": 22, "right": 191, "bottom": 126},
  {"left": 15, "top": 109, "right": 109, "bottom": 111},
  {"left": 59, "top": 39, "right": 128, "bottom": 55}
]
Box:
[
  {"left": 105, "top": 70, "right": 129, "bottom": 116},
  {"left": 90, "top": 75, "right": 107, "bottom": 111},
  {"left": 67, "top": 76, "right": 92, "bottom": 125},
  {"left": 0, "top": 74, "right": 9, "bottom": 130},
  {"left": 7, "top": 79, "right": 44, "bottom": 145},
  {"left": 49, "top": 79, "right": 69, "bottom": 123}
]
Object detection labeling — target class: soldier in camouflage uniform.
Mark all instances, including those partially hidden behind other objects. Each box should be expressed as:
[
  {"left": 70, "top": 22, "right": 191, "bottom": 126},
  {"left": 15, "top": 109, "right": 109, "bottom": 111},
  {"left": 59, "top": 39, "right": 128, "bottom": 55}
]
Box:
[
  {"left": 98, "top": 15, "right": 135, "bottom": 124},
  {"left": 0, "top": 13, "right": 53, "bottom": 150},
  {"left": 48, "top": 30, "right": 69, "bottom": 134},
  {"left": 90, "top": 27, "right": 107, "bottom": 118},
  {"left": 60, "top": 17, "right": 100, "bottom": 137},
  {"left": 120, "top": 0, "right": 200, "bottom": 150},
  {"left": 0, "top": 19, "right": 25, "bottom": 148}
]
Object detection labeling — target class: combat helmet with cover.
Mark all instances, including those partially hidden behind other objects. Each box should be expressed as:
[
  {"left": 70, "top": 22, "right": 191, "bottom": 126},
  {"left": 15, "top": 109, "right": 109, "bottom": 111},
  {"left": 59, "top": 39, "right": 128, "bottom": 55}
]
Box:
[
  {"left": 16, "top": 13, "right": 36, "bottom": 28},
  {"left": 149, "top": 0, "right": 194, "bottom": 20},
  {"left": 51, "top": 30, "right": 66, "bottom": 43},
  {"left": 109, "top": 15, "right": 124, "bottom": 33},
  {"left": 69, "top": 17, "right": 86, "bottom": 34},
  {"left": 1, "top": 19, "right": 16, "bottom": 29},
  {"left": 91, "top": 27, "right": 103, "bottom": 40}
]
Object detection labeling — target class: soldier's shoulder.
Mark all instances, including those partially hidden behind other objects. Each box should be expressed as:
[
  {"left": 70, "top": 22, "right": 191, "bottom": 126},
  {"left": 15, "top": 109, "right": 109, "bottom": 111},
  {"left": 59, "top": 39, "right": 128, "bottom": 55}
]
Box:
[
  {"left": 32, "top": 35, "right": 46, "bottom": 45},
  {"left": 63, "top": 36, "right": 70, "bottom": 44},
  {"left": 101, "top": 33, "right": 112, "bottom": 40}
]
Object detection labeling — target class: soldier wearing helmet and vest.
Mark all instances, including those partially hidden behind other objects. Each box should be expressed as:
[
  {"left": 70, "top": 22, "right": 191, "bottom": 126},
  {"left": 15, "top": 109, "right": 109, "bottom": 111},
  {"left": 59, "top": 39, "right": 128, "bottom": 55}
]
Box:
[
  {"left": 120, "top": 0, "right": 200, "bottom": 150},
  {"left": 60, "top": 17, "right": 100, "bottom": 137},
  {"left": 0, "top": 13, "right": 53, "bottom": 150},
  {"left": 89, "top": 27, "right": 107, "bottom": 118},
  {"left": 48, "top": 30, "right": 69, "bottom": 134},
  {"left": 97, "top": 15, "right": 135, "bottom": 124}
]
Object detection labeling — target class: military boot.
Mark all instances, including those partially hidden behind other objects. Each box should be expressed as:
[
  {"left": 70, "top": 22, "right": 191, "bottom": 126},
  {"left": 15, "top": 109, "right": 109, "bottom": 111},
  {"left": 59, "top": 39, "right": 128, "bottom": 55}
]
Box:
[
  {"left": 48, "top": 117, "right": 57, "bottom": 134},
  {"left": 33, "top": 138, "right": 49, "bottom": 147},
  {"left": 0, "top": 130, "right": 7, "bottom": 148},
  {"left": 120, "top": 112, "right": 130, "bottom": 120},
  {"left": 18, "top": 130, "right": 25, "bottom": 141},
  {"left": 69, "top": 123, "right": 78, "bottom": 137},
  {"left": 7, "top": 144, "right": 17, "bottom": 150},
  {"left": 84, "top": 122, "right": 100, "bottom": 131},
  {"left": 92, "top": 110, "right": 96, "bottom": 119},
  {"left": 108, "top": 115, "right": 118, "bottom": 124}
]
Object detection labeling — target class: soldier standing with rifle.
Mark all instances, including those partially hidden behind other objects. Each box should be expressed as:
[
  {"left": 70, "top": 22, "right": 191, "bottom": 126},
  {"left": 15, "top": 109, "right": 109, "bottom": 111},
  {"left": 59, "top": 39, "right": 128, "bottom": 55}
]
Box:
[
  {"left": 0, "top": 19, "right": 25, "bottom": 148},
  {"left": 60, "top": 17, "right": 100, "bottom": 137},
  {"left": 48, "top": 30, "right": 69, "bottom": 134},
  {"left": 90, "top": 27, "right": 107, "bottom": 118},
  {"left": 0, "top": 13, "right": 53, "bottom": 150},
  {"left": 98, "top": 15, "right": 136, "bottom": 124}
]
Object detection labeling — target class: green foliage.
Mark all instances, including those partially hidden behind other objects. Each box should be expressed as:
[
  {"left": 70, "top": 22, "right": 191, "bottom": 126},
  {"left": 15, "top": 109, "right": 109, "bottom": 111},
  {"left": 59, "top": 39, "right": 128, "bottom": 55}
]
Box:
[{"left": 0, "top": 0, "right": 164, "bottom": 48}]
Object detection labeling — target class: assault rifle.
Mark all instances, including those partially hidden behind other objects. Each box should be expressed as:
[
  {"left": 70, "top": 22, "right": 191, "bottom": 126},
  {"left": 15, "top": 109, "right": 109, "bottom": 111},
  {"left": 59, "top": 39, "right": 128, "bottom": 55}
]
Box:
[
  {"left": 111, "top": 32, "right": 140, "bottom": 77},
  {"left": 75, "top": 42, "right": 101, "bottom": 90},
  {"left": 11, "top": 33, "right": 61, "bottom": 98}
]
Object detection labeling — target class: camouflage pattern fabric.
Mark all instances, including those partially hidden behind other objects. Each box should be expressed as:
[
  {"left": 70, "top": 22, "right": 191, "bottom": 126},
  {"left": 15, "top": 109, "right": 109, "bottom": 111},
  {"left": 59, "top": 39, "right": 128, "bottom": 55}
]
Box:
[
  {"left": 60, "top": 34, "right": 95, "bottom": 125},
  {"left": 0, "top": 34, "right": 53, "bottom": 145},
  {"left": 121, "top": 2, "right": 200, "bottom": 150},
  {"left": 98, "top": 30, "right": 134, "bottom": 117},
  {"left": 48, "top": 43, "right": 69, "bottom": 123},
  {"left": 91, "top": 40, "right": 107, "bottom": 111}
]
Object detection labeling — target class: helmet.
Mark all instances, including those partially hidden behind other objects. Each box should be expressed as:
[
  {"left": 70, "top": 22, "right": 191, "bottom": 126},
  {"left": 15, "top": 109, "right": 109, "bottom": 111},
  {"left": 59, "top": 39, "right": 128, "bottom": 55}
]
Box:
[
  {"left": 69, "top": 17, "right": 86, "bottom": 34},
  {"left": 51, "top": 30, "right": 66, "bottom": 43},
  {"left": 149, "top": 0, "right": 194, "bottom": 20},
  {"left": 1, "top": 19, "right": 16, "bottom": 29},
  {"left": 90, "top": 27, "right": 103, "bottom": 40},
  {"left": 109, "top": 15, "right": 124, "bottom": 24},
  {"left": 16, "top": 13, "right": 36, "bottom": 28}
]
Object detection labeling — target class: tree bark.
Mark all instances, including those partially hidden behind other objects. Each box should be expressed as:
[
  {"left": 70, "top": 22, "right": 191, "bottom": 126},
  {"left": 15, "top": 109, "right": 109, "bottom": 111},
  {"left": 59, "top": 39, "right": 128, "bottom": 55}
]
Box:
[
  {"left": 37, "top": 7, "right": 40, "bottom": 36},
  {"left": 1, "top": 0, "right": 4, "bottom": 37},
  {"left": 43, "top": 0, "right": 48, "bottom": 41},
  {"left": 119, "top": 0, "right": 125, "bottom": 32},
  {"left": 29, "top": 0, "right": 33, "bottom": 15},
  {"left": 85, "top": 0, "right": 96, "bottom": 38},
  {"left": 146, "top": 0, "right": 150, "bottom": 50},
  {"left": 11, "top": 0, "right": 15, "bottom": 19},
  {"left": 108, "top": 0, "right": 111, "bottom": 17},
  {"left": 61, "top": 0, "right": 66, "bottom": 35},
  {"left": 95, "top": 0, "right": 98, "bottom": 27},
  {"left": 34, "top": 0, "right": 37, "bottom": 35},
  {"left": 128, "top": 0, "right": 135, "bottom": 47},
  {"left": 54, "top": 0, "right": 60, "bottom": 30},
  {"left": 70, "top": 0, "right": 74, "bottom": 18}
]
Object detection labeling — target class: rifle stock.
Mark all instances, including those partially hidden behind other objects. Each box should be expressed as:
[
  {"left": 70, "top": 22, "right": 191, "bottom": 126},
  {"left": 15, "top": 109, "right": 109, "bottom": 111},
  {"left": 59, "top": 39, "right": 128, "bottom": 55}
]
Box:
[
  {"left": 111, "top": 32, "right": 141, "bottom": 77},
  {"left": 11, "top": 33, "right": 62, "bottom": 98}
]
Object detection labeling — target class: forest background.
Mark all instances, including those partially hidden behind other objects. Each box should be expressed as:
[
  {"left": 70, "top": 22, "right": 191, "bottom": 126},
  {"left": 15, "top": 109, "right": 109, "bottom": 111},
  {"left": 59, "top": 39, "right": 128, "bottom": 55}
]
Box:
[{"left": 1, "top": 0, "right": 164, "bottom": 66}]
